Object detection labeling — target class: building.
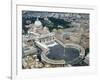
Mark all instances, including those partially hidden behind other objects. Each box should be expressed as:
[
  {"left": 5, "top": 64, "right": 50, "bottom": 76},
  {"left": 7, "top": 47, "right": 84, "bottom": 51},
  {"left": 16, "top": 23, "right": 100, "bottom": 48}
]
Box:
[{"left": 28, "top": 17, "right": 55, "bottom": 46}]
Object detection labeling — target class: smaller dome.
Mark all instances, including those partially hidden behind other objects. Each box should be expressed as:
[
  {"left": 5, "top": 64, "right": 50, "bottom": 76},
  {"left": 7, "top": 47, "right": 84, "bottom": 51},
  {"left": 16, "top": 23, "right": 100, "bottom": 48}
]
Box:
[
  {"left": 43, "top": 26, "right": 50, "bottom": 33},
  {"left": 43, "top": 26, "right": 48, "bottom": 30},
  {"left": 52, "top": 29, "right": 57, "bottom": 32}
]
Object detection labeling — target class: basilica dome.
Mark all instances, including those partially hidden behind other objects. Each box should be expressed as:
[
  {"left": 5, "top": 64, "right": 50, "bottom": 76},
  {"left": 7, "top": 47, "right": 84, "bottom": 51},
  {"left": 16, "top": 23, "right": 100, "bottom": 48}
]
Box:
[{"left": 34, "top": 18, "right": 42, "bottom": 27}]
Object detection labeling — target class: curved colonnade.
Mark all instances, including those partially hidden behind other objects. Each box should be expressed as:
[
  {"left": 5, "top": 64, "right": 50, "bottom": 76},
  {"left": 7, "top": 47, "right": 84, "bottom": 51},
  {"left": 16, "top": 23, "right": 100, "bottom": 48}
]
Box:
[{"left": 36, "top": 40, "right": 85, "bottom": 65}]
